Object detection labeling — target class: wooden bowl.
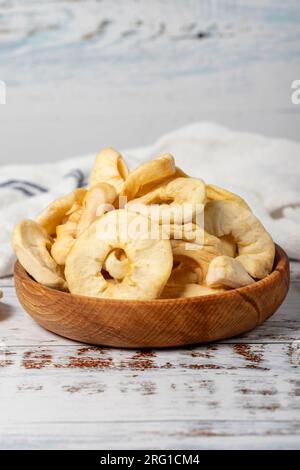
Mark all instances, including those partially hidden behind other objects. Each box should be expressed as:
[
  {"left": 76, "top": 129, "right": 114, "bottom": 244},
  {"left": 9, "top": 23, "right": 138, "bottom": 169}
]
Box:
[{"left": 14, "top": 245, "right": 290, "bottom": 348}]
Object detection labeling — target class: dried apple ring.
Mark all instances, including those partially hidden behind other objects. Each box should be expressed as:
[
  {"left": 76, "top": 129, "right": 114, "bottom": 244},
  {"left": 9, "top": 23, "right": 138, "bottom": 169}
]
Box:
[
  {"left": 90, "top": 147, "right": 129, "bottom": 194},
  {"left": 160, "top": 283, "right": 225, "bottom": 299},
  {"left": 134, "top": 166, "right": 189, "bottom": 198},
  {"left": 167, "top": 257, "right": 201, "bottom": 285},
  {"left": 65, "top": 210, "right": 173, "bottom": 300},
  {"left": 51, "top": 183, "right": 116, "bottom": 266},
  {"left": 127, "top": 177, "right": 206, "bottom": 224},
  {"left": 205, "top": 200, "right": 275, "bottom": 279},
  {"left": 37, "top": 188, "right": 87, "bottom": 236},
  {"left": 206, "top": 255, "right": 255, "bottom": 289},
  {"left": 121, "top": 154, "right": 176, "bottom": 201},
  {"left": 162, "top": 228, "right": 230, "bottom": 296},
  {"left": 206, "top": 184, "right": 251, "bottom": 211},
  {"left": 77, "top": 183, "right": 116, "bottom": 235},
  {"left": 12, "top": 220, "right": 67, "bottom": 289},
  {"left": 103, "top": 249, "right": 129, "bottom": 280},
  {"left": 170, "top": 238, "right": 224, "bottom": 282},
  {"left": 50, "top": 208, "right": 82, "bottom": 266}
]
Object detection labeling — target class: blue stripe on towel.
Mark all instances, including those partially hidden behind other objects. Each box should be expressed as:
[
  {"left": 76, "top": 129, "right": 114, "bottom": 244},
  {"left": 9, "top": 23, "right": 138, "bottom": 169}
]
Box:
[
  {"left": 65, "top": 169, "right": 86, "bottom": 188},
  {"left": 0, "top": 180, "right": 48, "bottom": 193},
  {"left": 12, "top": 186, "right": 35, "bottom": 196}
]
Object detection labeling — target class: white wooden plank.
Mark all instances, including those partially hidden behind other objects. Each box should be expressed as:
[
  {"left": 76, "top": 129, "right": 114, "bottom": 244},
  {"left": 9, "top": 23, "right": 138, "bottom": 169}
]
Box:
[
  {"left": 0, "top": 343, "right": 299, "bottom": 426},
  {"left": 290, "top": 261, "right": 300, "bottom": 282},
  {"left": 1, "top": 278, "right": 299, "bottom": 346},
  {"left": 0, "top": 277, "right": 14, "bottom": 287},
  {"left": 1, "top": 0, "right": 300, "bottom": 166},
  {"left": 0, "top": 421, "right": 299, "bottom": 450}
]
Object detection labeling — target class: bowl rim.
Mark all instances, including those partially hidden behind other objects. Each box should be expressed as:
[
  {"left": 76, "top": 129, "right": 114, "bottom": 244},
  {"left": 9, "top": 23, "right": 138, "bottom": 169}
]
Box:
[{"left": 14, "top": 244, "right": 289, "bottom": 305}]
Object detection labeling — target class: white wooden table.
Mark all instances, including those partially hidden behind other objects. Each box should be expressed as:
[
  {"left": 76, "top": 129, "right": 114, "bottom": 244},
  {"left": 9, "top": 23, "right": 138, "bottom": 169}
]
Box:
[
  {"left": 0, "top": 263, "right": 299, "bottom": 450},
  {"left": 1, "top": 0, "right": 300, "bottom": 165}
]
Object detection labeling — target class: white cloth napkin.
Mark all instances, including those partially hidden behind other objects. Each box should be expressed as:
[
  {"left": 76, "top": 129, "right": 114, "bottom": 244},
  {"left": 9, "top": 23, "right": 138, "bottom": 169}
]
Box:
[{"left": 1, "top": 122, "right": 299, "bottom": 277}]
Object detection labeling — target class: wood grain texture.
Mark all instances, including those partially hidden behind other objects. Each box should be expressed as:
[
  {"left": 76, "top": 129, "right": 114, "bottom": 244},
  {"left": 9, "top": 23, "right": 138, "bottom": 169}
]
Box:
[
  {"left": 0, "top": 280, "right": 299, "bottom": 347},
  {"left": 0, "top": 254, "right": 297, "bottom": 450},
  {"left": 1, "top": 0, "right": 300, "bottom": 165},
  {"left": 0, "top": 421, "right": 299, "bottom": 450},
  {"left": 0, "top": 264, "right": 298, "bottom": 449},
  {"left": 13, "top": 245, "right": 290, "bottom": 348},
  {"left": 0, "top": 343, "right": 299, "bottom": 449}
]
